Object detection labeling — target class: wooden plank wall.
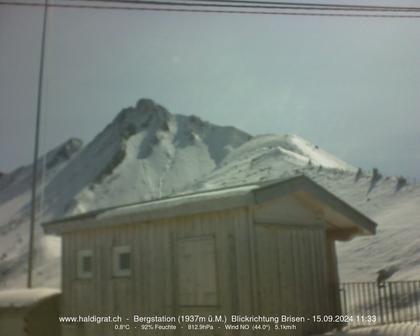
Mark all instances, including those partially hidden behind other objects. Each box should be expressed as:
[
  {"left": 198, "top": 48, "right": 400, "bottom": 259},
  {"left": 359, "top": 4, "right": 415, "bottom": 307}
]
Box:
[
  {"left": 61, "top": 208, "right": 252, "bottom": 336},
  {"left": 254, "top": 224, "right": 330, "bottom": 336},
  {"left": 61, "top": 205, "right": 336, "bottom": 336}
]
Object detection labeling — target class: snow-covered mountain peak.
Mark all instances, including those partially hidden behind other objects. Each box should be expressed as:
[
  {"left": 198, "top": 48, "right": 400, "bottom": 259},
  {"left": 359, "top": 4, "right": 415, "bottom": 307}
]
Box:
[
  {"left": 111, "top": 100, "right": 203, "bottom": 155},
  {"left": 109, "top": 99, "right": 252, "bottom": 152},
  {"left": 280, "top": 134, "right": 357, "bottom": 171},
  {"left": 44, "top": 138, "right": 83, "bottom": 170},
  {"left": 0, "top": 137, "right": 83, "bottom": 197},
  {"left": 113, "top": 98, "right": 171, "bottom": 134},
  {"left": 219, "top": 133, "right": 356, "bottom": 173}
]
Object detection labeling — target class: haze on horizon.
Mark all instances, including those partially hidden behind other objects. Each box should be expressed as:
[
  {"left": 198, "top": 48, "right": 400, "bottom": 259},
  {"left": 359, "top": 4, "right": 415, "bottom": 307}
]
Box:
[{"left": 1, "top": 0, "right": 420, "bottom": 179}]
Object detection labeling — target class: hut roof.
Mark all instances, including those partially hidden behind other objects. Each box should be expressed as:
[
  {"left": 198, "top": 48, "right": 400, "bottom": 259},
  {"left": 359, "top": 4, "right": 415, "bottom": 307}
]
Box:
[{"left": 43, "top": 175, "right": 376, "bottom": 237}]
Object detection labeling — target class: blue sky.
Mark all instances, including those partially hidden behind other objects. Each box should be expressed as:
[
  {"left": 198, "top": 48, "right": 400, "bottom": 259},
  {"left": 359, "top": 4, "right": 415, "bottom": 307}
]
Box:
[{"left": 1, "top": 0, "right": 420, "bottom": 179}]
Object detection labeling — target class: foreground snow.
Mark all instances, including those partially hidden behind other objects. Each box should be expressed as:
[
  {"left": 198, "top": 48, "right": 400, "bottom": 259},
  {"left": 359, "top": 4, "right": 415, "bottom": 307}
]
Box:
[
  {"left": 318, "top": 322, "right": 420, "bottom": 336},
  {"left": 0, "top": 287, "right": 59, "bottom": 308}
]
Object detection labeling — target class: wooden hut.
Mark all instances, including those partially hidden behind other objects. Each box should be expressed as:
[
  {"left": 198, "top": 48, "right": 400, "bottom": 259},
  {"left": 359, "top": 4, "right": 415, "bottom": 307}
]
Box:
[
  {"left": 43, "top": 175, "right": 376, "bottom": 336},
  {"left": 0, "top": 288, "right": 61, "bottom": 336}
]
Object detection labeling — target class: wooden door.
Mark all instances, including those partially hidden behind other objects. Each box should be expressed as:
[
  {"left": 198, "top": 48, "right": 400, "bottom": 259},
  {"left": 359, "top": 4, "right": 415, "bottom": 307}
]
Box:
[{"left": 174, "top": 235, "right": 220, "bottom": 335}]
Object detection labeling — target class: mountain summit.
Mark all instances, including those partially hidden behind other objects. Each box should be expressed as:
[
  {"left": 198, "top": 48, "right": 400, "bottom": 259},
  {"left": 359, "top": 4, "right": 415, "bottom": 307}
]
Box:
[{"left": 0, "top": 98, "right": 418, "bottom": 288}]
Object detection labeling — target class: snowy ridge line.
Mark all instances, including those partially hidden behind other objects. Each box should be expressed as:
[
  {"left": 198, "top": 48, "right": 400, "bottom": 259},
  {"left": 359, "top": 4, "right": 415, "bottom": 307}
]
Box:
[{"left": 42, "top": 174, "right": 302, "bottom": 225}]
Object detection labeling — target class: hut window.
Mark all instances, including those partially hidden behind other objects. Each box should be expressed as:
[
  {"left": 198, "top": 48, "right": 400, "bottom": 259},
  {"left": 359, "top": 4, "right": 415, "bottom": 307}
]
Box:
[
  {"left": 176, "top": 236, "right": 218, "bottom": 306},
  {"left": 77, "top": 250, "right": 93, "bottom": 279},
  {"left": 113, "top": 246, "right": 131, "bottom": 277}
]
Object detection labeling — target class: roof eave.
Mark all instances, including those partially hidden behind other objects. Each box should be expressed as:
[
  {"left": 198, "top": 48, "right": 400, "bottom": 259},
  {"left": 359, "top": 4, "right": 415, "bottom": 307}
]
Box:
[{"left": 254, "top": 175, "right": 377, "bottom": 236}]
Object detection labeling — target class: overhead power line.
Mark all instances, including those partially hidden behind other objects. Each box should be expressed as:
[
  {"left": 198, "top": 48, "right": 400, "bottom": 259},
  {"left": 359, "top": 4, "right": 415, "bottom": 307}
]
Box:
[
  {"left": 83, "top": 0, "right": 420, "bottom": 12},
  {"left": 1, "top": 0, "right": 420, "bottom": 18},
  {"left": 175, "top": 0, "right": 420, "bottom": 11}
]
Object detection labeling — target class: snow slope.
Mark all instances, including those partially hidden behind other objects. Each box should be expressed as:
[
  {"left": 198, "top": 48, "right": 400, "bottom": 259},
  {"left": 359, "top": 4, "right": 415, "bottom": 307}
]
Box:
[
  {"left": 318, "top": 322, "right": 420, "bottom": 336},
  {"left": 0, "top": 98, "right": 419, "bottom": 289}
]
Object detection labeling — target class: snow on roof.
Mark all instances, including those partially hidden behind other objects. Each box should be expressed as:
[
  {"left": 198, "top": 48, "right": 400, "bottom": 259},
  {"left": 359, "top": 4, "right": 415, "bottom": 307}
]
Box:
[
  {"left": 0, "top": 288, "right": 60, "bottom": 309},
  {"left": 103, "top": 183, "right": 258, "bottom": 218},
  {"left": 43, "top": 181, "right": 262, "bottom": 230}
]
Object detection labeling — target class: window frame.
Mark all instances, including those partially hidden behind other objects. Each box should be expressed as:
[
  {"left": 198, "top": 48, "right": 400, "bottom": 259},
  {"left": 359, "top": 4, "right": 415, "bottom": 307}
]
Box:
[
  {"left": 113, "top": 245, "right": 132, "bottom": 277},
  {"left": 77, "top": 249, "right": 93, "bottom": 279}
]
